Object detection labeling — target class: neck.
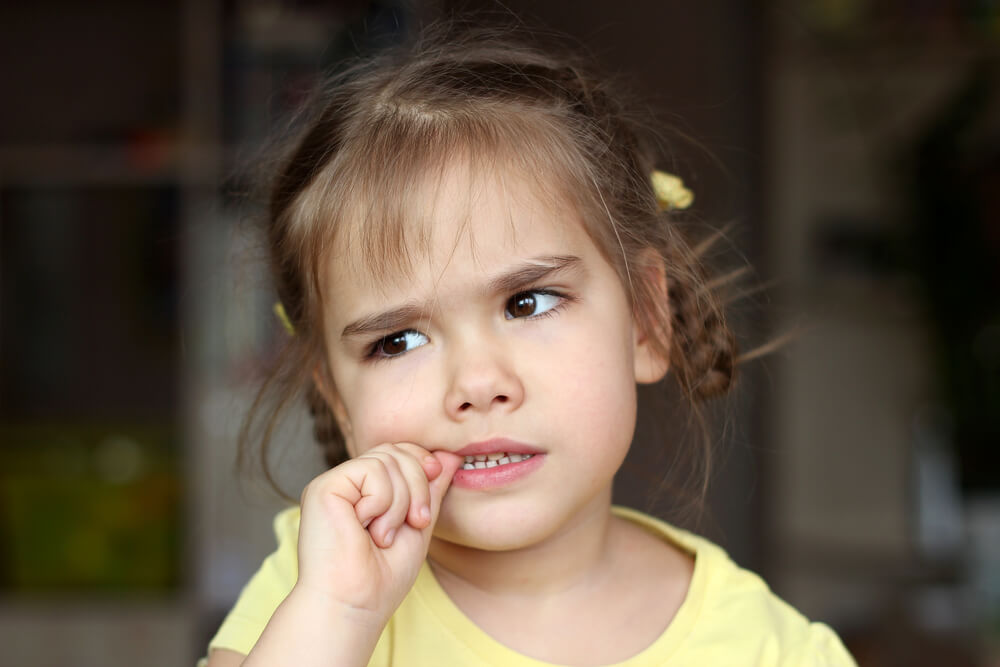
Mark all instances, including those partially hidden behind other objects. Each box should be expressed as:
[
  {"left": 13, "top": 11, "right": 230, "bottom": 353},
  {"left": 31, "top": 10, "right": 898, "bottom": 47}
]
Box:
[{"left": 426, "top": 488, "right": 615, "bottom": 599}]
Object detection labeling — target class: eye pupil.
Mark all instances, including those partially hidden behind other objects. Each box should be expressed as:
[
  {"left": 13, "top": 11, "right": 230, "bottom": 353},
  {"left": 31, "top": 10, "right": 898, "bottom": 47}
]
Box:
[
  {"left": 511, "top": 293, "right": 536, "bottom": 317},
  {"left": 381, "top": 334, "right": 407, "bottom": 355}
]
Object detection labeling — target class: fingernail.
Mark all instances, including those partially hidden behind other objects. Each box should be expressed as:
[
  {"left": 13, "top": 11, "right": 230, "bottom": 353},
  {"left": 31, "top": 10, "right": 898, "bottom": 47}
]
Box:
[
  {"left": 420, "top": 505, "right": 431, "bottom": 522},
  {"left": 384, "top": 529, "right": 395, "bottom": 545}
]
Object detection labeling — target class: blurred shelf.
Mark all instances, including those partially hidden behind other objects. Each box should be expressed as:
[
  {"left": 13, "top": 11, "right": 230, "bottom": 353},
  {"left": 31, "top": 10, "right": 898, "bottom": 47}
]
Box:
[
  {"left": 771, "top": 3, "right": 1000, "bottom": 67},
  {"left": 0, "top": 597, "right": 198, "bottom": 667},
  {"left": 778, "top": 538, "right": 961, "bottom": 584},
  {"left": 777, "top": 34, "right": 1000, "bottom": 68},
  {"left": 0, "top": 144, "right": 224, "bottom": 187}
]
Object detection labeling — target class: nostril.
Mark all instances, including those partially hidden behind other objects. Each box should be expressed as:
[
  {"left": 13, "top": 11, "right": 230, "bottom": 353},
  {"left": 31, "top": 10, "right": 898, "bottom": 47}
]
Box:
[
  {"left": 496, "top": 395, "right": 508, "bottom": 403},
  {"left": 460, "top": 402, "right": 472, "bottom": 411}
]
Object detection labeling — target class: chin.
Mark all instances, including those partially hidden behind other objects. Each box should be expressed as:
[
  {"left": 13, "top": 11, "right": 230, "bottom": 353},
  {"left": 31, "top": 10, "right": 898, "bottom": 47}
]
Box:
[
  {"left": 432, "top": 525, "right": 552, "bottom": 552},
  {"left": 431, "top": 504, "right": 560, "bottom": 551},
  {"left": 433, "top": 494, "right": 603, "bottom": 553}
]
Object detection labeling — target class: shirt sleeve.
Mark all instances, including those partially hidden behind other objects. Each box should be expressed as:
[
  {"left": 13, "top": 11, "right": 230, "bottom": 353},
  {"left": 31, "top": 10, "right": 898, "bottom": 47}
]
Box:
[
  {"left": 205, "top": 507, "right": 301, "bottom": 658},
  {"left": 786, "top": 622, "right": 857, "bottom": 667}
]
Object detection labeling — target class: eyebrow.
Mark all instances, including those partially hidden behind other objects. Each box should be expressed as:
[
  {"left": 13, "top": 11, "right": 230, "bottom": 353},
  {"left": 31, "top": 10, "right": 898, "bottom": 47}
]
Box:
[{"left": 340, "top": 254, "right": 582, "bottom": 340}]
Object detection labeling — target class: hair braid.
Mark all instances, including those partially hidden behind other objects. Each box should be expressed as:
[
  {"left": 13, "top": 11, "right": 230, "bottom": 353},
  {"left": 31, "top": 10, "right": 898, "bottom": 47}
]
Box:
[
  {"left": 306, "top": 384, "right": 348, "bottom": 468},
  {"left": 667, "top": 271, "right": 737, "bottom": 400}
]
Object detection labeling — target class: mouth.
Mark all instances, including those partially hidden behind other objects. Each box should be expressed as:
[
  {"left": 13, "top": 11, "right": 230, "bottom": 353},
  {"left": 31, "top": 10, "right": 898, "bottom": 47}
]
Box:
[
  {"left": 450, "top": 438, "right": 545, "bottom": 490},
  {"left": 461, "top": 452, "right": 535, "bottom": 470}
]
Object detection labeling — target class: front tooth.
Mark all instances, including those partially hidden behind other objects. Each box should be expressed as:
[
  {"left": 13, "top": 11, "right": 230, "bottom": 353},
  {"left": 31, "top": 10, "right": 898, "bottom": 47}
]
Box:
[
  {"left": 474, "top": 461, "right": 487, "bottom": 469},
  {"left": 498, "top": 456, "right": 511, "bottom": 465},
  {"left": 464, "top": 456, "right": 476, "bottom": 464},
  {"left": 485, "top": 460, "right": 498, "bottom": 468},
  {"left": 508, "top": 453, "right": 523, "bottom": 463},
  {"left": 487, "top": 452, "right": 503, "bottom": 461},
  {"left": 462, "top": 463, "right": 475, "bottom": 470},
  {"left": 475, "top": 454, "right": 487, "bottom": 462}
]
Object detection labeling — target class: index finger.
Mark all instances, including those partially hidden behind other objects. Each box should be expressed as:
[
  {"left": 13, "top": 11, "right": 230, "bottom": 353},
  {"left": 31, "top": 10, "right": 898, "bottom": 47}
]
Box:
[
  {"left": 391, "top": 442, "right": 443, "bottom": 480},
  {"left": 426, "top": 450, "right": 461, "bottom": 523}
]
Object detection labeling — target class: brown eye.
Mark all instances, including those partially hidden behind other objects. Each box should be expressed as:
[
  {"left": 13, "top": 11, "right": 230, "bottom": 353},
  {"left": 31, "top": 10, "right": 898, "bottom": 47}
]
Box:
[
  {"left": 380, "top": 334, "right": 407, "bottom": 356},
  {"left": 505, "top": 290, "right": 564, "bottom": 320},
  {"left": 507, "top": 292, "right": 537, "bottom": 318},
  {"left": 373, "top": 330, "right": 428, "bottom": 358}
]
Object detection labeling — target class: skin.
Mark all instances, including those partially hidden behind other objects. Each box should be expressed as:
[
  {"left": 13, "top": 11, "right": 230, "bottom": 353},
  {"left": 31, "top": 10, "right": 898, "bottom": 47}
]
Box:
[{"left": 208, "top": 162, "right": 692, "bottom": 667}]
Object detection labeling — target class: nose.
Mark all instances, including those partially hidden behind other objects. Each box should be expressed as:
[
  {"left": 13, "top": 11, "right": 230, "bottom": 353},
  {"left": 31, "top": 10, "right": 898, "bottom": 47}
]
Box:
[{"left": 444, "top": 336, "right": 524, "bottom": 420}]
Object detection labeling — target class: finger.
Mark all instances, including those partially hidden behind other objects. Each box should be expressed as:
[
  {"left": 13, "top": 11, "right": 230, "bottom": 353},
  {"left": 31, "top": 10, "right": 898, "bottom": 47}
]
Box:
[
  {"left": 387, "top": 444, "right": 435, "bottom": 529},
  {"left": 427, "top": 450, "right": 462, "bottom": 524},
  {"left": 298, "top": 458, "right": 396, "bottom": 564},
  {"left": 388, "top": 441, "right": 442, "bottom": 481},
  {"left": 421, "top": 454, "right": 443, "bottom": 481},
  {"left": 358, "top": 451, "right": 410, "bottom": 548},
  {"left": 344, "top": 457, "right": 394, "bottom": 529}
]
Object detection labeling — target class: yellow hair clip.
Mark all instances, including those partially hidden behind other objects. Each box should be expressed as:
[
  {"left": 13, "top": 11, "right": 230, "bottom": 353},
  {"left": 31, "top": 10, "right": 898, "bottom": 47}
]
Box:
[
  {"left": 273, "top": 301, "right": 295, "bottom": 336},
  {"left": 651, "top": 169, "right": 694, "bottom": 211}
]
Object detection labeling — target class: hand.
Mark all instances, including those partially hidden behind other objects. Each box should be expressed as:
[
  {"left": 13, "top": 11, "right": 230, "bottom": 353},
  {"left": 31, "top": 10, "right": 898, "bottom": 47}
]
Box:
[{"left": 293, "top": 443, "right": 461, "bottom": 626}]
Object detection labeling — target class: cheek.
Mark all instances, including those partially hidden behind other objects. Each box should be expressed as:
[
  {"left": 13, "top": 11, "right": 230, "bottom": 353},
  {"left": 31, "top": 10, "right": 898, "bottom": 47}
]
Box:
[
  {"left": 540, "top": 317, "right": 638, "bottom": 440},
  {"left": 339, "top": 363, "right": 440, "bottom": 455}
]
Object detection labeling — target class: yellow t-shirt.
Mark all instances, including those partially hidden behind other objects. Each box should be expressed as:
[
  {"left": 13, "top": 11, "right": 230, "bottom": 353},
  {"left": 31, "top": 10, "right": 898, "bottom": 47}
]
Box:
[{"left": 204, "top": 506, "right": 856, "bottom": 666}]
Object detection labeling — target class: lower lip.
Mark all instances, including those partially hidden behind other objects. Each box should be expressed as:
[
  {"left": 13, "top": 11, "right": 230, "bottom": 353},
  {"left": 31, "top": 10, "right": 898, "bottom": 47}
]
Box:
[{"left": 450, "top": 454, "right": 545, "bottom": 490}]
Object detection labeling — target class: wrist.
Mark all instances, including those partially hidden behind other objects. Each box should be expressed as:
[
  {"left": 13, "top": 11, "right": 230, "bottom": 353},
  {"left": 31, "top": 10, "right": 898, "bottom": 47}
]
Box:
[
  {"left": 288, "top": 581, "right": 387, "bottom": 632},
  {"left": 243, "top": 584, "right": 385, "bottom": 667}
]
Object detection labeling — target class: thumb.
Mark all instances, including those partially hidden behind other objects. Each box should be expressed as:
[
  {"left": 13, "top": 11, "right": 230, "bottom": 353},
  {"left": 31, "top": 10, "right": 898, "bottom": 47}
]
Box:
[{"left": 426, "top": 451, "right": 461, "bottom": 523}]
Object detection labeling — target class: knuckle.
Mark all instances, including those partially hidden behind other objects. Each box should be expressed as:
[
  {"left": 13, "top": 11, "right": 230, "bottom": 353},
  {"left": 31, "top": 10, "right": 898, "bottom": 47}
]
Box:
[
  {"left": 360, "top": 450, "right": 393, "bottom": 466},
  {"left": 371, "top": 442, "right": 401, "bottom": 456},
  {"left": 394, "top": 441, "right": 428, "bottom": 457},
  {"left": 391, "top": 485, "right": 410, "bottom": 507},
  {"left": 355, "top": 453, "right": 389, "bottom": 474}
]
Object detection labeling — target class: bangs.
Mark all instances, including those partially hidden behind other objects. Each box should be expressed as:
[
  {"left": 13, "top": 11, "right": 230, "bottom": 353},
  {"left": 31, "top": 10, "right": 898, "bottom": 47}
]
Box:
[{"left": 286, "top": 103, "right": 603, "bottom": 299}]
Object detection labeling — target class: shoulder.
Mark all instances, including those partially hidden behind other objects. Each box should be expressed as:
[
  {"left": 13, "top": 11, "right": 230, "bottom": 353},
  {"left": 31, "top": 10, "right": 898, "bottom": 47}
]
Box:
[
  {"left": 258, "top": 505, "right": 301, "bottom": 585},
  {"left": 611, "top": 507, "right": 857, "bottom": 667},
  {"left": 204, "top": 506, "right": 301, "bottom": 658},
  {"left": 273, "top": 505, "right": 301, "bottom": 545}
]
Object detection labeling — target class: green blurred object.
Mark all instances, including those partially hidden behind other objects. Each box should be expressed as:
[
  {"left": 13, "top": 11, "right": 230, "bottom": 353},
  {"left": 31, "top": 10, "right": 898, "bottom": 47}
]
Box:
[{"left": 0, "top": 422, "right": 181, "bottom": 593}]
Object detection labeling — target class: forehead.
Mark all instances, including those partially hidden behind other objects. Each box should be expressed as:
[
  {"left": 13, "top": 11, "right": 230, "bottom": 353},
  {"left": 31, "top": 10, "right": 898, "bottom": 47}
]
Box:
[
  {"left": 325, "top": 160, "right": 586, "bottom": 292},
  {"left": 324, "top": 160, "right": 595, "bottom": 312}
]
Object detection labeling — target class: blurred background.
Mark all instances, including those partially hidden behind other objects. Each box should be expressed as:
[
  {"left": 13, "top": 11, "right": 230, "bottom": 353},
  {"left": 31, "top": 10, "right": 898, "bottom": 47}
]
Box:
[{"left": 1, "top": 0, "right": 998, "bottom": 665}]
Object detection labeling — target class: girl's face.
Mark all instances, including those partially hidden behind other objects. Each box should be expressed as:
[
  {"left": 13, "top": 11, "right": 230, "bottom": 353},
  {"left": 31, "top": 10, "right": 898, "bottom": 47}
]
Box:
[{"left": 318, "top": 163, "right": 668, "bottom": 551}]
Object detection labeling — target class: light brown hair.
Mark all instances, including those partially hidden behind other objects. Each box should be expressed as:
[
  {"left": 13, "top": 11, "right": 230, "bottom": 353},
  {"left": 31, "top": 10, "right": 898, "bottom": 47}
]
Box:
[{"left": 241, "top": 23, "right": 739, "bottom": 505}]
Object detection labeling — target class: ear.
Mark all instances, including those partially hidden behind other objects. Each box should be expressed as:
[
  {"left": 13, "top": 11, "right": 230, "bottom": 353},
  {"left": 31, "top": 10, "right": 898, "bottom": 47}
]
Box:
[
  {"left": 311, "top": 364, "right": 357, "bottom": 457},
  {"left": 632, "top": 250, "right": 672, "bottom": 385}
]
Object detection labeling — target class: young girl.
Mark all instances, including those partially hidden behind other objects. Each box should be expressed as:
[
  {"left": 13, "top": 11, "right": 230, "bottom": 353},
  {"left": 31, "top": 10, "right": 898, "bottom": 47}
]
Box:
[{"left": 203, "top": 25, "right": 856, "bottom": 667}]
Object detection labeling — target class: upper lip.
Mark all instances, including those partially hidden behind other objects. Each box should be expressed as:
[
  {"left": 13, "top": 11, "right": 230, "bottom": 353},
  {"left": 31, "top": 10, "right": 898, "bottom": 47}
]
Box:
[{"left": 454, "top": 438, "right": 543, "bottom": 457}]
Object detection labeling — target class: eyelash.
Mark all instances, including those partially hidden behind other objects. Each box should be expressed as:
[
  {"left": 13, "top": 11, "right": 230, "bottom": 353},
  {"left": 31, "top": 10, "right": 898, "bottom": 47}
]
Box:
[
  {"left": 508, "top": 288, "right": 570, "bottom": 321},
  {"left": 363, "top": 288, "right": 572, "bottom": 362}
]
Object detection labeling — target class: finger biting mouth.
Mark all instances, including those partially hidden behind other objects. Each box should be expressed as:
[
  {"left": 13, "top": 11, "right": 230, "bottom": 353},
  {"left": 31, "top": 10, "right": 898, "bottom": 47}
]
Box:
[{"left": 460, "top": 452, "right": 535, "bottom": 469}]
